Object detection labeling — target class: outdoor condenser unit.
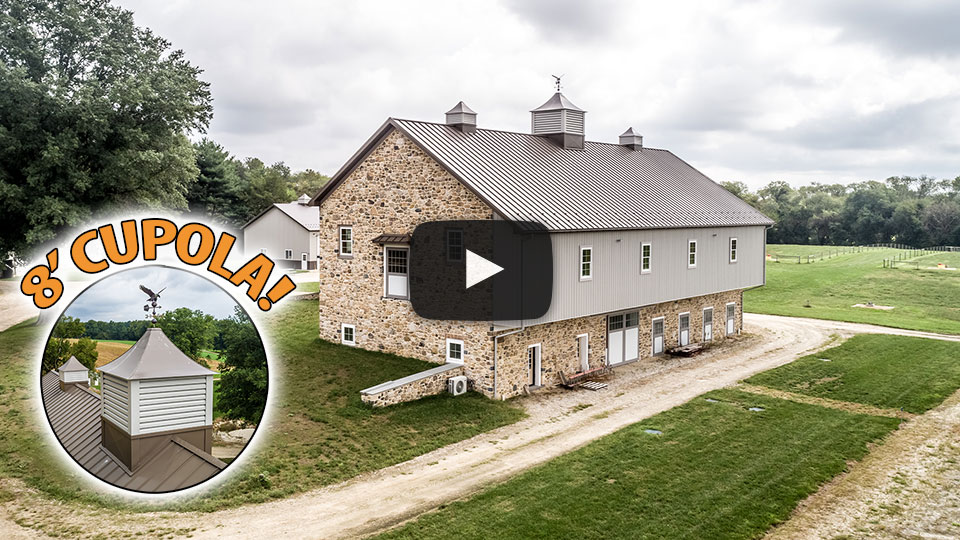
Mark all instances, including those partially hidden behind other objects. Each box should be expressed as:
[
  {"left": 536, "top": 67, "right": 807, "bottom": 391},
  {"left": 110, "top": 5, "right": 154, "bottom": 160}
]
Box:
[{"left": 448, "top": 375, "right": 468, "bottom": 396}]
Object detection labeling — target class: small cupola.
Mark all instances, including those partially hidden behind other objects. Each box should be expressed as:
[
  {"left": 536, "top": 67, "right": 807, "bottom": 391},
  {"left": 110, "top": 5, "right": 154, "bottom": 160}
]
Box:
[
  {"left": 531, "top": 92, "right": 586, "bottom": 150},
  {"left": 297, "top": 193, "right": 310, "bottom": 205},
  {"left": 58, "top": 355, "right": 89, "bottom": 391},
  {"left": 445, "top": 101, "right": 477, "bottom": 133},
  {"left": 98, "top": 327, "right": 217, "bottom": 472},
  {"left": 619, "top": 127, "right": 643, "bottom": 150}
]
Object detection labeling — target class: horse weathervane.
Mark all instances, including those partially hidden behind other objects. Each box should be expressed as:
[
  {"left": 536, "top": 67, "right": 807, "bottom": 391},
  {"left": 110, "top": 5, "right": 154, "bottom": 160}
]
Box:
[
  {"left": 551, "top": 74, "right": 564, "bottom": 92},
  {"left": 139, "top": 284, "right": 166, "bottom": 324}
]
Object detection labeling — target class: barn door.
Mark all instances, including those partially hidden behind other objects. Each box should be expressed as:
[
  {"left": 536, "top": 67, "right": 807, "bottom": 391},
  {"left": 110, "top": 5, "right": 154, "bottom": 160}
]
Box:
[
  {"left": 652, "top": 317, "right": 665, "bottom": 355},
  {"left": 607, "top": 315, "right": 624, "bottom": 365},
  {"left": 726, "top": 303, "right": 735, "bottom": 335},
  {"left": 679, "top": 313, "right": 690, "bottom": 346},
  {"left": 608, "top": 312, "right": 638, "bottom": 365},
  {"left": 703, "top": 307, "right": 713, "bottom": 342},
  {"left": 624, "top": 312, "right": 639, "bottom": 362}
]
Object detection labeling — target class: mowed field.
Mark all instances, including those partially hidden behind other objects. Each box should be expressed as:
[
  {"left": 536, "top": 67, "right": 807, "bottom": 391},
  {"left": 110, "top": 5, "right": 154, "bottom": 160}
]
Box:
[
  {"left": 65, "top": 338, "right": 133, "bottom": 367},
  {"left": 745, "top": 246, "right": 960, "bottom": 334}
]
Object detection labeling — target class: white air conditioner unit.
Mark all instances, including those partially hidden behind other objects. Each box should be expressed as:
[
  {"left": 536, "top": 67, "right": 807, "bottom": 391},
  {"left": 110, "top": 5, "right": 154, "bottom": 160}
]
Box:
[{"left": 448, "top": 375, "right": 468, "bottom": 396}]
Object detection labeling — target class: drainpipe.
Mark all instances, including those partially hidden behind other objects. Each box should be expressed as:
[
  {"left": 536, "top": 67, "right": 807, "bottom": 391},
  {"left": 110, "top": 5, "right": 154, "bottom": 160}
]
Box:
[{"left": 492, "top": 324, "right": 524, "bottom": 400}]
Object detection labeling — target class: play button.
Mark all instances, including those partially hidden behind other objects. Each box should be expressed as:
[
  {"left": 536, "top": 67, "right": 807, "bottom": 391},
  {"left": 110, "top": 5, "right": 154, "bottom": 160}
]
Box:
[
  {"left": 465, "top": 249, "right": 504, "bottom": 289},
  {"left": 409, "top": 220, "right": 553, "bottom": 321}
]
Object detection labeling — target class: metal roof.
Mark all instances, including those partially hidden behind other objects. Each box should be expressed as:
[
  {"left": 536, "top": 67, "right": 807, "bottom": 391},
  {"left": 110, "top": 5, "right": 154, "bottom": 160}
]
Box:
[
  {"left": 445, "top": 101, "right": 476, "bottom": 115},
  {"left": 41, "top": 371, "right": 224, "bottom": 491},
  {"left": 99, "top": 328, "right": 216, "bottom": 381},
  {"left": 531, "top": 92, "right": 585, "bottom": 112},
  {"left": 59, "top": 355, "right": 88, "bottom": 372},
  {"left": 371, "top": 233, "right": 412, "bottom": 244},
  {"left": 243, "top": 200, "right": 321, "bottom": 231},
  {"left": 312, "top": 118, "right": 773, "bottom": 232}
]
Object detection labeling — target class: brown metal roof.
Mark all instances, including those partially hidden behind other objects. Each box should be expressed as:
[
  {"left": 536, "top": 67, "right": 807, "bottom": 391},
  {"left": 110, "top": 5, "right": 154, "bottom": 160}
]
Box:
[
  {"left": 371, "top": 233, "right": 412, "bottom": 244},
  {"left": 41, "top": 371, "right": 225, "bottom": 491},
  {"left": 311, "top": 118, "right": 773, "bottom": 232},
  {"left": 99, "top": 328, "right": 216, "bottom": 381}
]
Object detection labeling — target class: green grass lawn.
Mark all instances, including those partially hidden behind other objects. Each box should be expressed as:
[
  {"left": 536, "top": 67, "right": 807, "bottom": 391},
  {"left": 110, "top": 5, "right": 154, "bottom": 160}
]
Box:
[
  {"left": 745, "top": 245, "right": 960, "bottom": 334},
  {"left": 746, "top": 334, "right": 960, "bottom": 414},
  {"left": 377, "top": 388, "right": 899, "bottom": 540},
  {"left": 294, "top": 281, "right": 320, "bottom": 293},
  {"left": 198, "top": 349, "right": 222, "bottom": 362},
  {"left": 0, "top": 301, "right": 524, "bottom": 512}
]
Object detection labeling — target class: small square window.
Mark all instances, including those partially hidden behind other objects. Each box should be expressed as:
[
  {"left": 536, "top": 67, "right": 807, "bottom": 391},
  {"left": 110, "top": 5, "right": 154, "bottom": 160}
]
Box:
[
  {"left": 580, "top": 246, "right": 593, "bottom": 281},
  {"left": 339, "top": 226, "right": 353, "bottom": 258},
  {"left": 729, "top": 237, "right": 738, "bottom": 263},
  {"left": 341, "top": 324, "right": 356, "bottom": 346},
  {"left": 446, "top": 338, "right": 464, "bottom": 363},
  {"left": 688, "top": 240, "right": 697, "bottom": 268},
  {"left": 641, "top": 243, "right": 652, "bottom": 274}
]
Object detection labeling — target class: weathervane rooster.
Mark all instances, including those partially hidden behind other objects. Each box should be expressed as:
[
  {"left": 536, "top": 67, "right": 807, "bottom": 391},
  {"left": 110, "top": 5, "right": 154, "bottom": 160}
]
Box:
[{"left": 140, "top": 284, "right": 166, "bottom": 324}]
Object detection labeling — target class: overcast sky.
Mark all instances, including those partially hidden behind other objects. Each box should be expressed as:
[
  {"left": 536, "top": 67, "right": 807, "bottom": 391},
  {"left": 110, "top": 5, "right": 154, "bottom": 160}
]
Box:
[
  {"left": 64, "top": 267, "right": 239, "bottom": 321},
  {"left": 118, "top": 0, "right": 960, "bottom": 189}
]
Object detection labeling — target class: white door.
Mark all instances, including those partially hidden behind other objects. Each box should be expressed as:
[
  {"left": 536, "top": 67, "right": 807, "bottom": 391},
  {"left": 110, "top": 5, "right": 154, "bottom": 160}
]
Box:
[
  {"left": 300, "top": 253, "right": 308, "bottom": 270},
  {"left": 652, "top": 318, "right": 665, "bottom": 355},
  {"left": 527, "top": 344, "right": 541, "bottom": 386},
  {"left": 703, "top": 307, "right": 713, "bottom": 342},
  {"left": 608, "top": 312, "right": 639, "bottom": 365},
  {"left": 577, "top": 334, "right": 589, "bottom": 372},
  {"left": 679, "top": 313, "right": 690, "bottom": 346},
  {"left": 608, "top": 315, "right": 624, "bottom": 366},
  {"left": 726, "top": 303, "right": 735, "bottom": 335},
  {"left": 625, "top": 313, "right": 639, "bottom": 362}
]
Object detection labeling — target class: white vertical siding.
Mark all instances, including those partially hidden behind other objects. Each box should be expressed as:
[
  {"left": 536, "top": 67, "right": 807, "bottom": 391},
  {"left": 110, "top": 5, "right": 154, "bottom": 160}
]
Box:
[
  {"left": 516, "top": 225, "right": 766, "bottom": 326},
  {"left": 137, "top": 377, "right": 211, "bottom": 434},
  {"left": 101, "top": 374, "right": 131, "bottom": 433},
  {"left": 243, "top": 207, "right": 315, "bottom": 261},
  {"left": 61, "top": 370, "right": 88, "bottom": 384}
]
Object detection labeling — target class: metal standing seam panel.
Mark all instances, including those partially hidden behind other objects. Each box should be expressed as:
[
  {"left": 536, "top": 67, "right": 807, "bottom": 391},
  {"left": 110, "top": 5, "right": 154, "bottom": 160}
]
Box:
[{"left": 392, "top": 119, "right": 773, "bottom": 232}]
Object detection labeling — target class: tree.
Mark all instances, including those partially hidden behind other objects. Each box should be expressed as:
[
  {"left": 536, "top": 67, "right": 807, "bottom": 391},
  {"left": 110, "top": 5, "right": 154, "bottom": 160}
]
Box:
[
  {"left": 41, "top": 337, "right": 72, "bottom": 374},
  {"left": 187, "top": 139, "right": 240, "bottom": 223},
  {"left": 216, "top": 307, "right": 267, "bottom": 423},
  {"left": 232, "top": 158, "right": 294, "bottom": 223},
  {"left": 70, "top": 337, "right": 99, "bottom": 369},
  {"left": 289, "top": 169, "right": 330, "bottom": 199},
  {"left": 922, "top": 201, "right": 960, "bottom": 246},
  {"left": 719, "top": 181, "right": 760, "bottom": 208},
  {"left": 0, "top": 0, "right": 212, "bottom": 259},
  {"left": 52, "top": 316, "right": 85, "bottom": 338},
  {"left": 156, "top": 308, "right": 215, "bottom": 364}
]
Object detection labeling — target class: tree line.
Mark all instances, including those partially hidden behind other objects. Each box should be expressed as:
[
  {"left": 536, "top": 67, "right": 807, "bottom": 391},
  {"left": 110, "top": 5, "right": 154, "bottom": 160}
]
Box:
[
  {"left": 721, "top": 176, "right": 960, "bottom": 247},
  {"left": 0, "top": 0, "right": 328, "bottom": 264},
  {"left": 44, "top": 306, "right": 267, "bottom": 423}
]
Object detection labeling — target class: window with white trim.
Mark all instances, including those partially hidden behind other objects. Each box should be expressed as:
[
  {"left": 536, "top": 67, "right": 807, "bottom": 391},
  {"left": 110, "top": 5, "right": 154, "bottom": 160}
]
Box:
[
  {"left": 339, "top": 226, "right": 353, "bottom": 258},
  {"left": 284, "top": 249, "right": 293, "bottom": 259},
  {"left": 446, "top": 338, "right": 464, "bottom": 363},
  {"left": 341, "top": 324, "right": 356, "bottom": 346},
  {"left": 729, "top": 237, "right": 738, "bottom": 263},
  {"left": 688, "top": 240, "right": 697, "bottom": 268},
  {"left": 580, "top": 246, "right": 593, "bottom": 281},
  {"left": 385, "top": 246, "right": 409, "bottom": 299},
  {"left": 641, "top": 243, "right": 652, "bottom": 274}
]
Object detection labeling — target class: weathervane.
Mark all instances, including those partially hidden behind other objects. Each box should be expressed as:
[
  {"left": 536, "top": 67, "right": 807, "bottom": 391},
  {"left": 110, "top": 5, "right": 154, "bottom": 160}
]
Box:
[
  {"left": 551, "top": 74, "right": 564, "bottom": 92},
  {"left": 139, "top": 284, "right": 166, "bottom": 324}
]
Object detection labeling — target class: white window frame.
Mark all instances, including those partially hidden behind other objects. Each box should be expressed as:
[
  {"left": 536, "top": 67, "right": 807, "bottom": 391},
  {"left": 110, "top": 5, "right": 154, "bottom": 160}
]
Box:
[
  {"left": 579, "top": 245, "right": 593, "bottom": 281},
  {"left": 446, "top": 338, "right": 464, "bottom": 364},
  {"left": 339, "top": 226, "right": 353, "bottom": 258},
  {"left": 383, "top": 245, "right": 410, "bottom": 300},
  {"left": 341, "top": 323, "right": 356, "bottom": 346},
  {"left": 651, "top": 316, "right": 665, "bottom": 356},
  {"left": 726, "top": 301, "right": 737, "bottom": 334},
  {"left": 703, "top": 307, "right": 713, "bottom": 342},
  {"left": 729, "top": 237, "right": 738, "bottom": 263},
  {"left": 641, "top": 243, "right": 652, "bottom": 274},
  {"left": 301, "top": 252, "right": 308, "bottom": 262},
  {"left": 688, "top": 240, "right": 698, "bottom": 269},
  {"left": 284, "top": 249, "right": 293, "bottom": 259}
]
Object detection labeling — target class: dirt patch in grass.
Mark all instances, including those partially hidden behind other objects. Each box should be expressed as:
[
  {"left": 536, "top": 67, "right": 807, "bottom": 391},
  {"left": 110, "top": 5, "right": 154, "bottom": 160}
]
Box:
[{"left": 738, "top": 383, "right": 914, "bottom": 420}]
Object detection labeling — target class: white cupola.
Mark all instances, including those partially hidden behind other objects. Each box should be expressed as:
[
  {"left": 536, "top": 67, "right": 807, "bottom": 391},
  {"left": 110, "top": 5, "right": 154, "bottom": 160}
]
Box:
[
  {"left": 445, "top": 101, "right": 478, "bottom": 133},
  {"left": 531, "top": 92, "right": 586, "bottom": 149},
  {"left": 58, "top": 355, "right": 89, "bottom": 390},
  {"left": 98, "top": 327, "right": 217, "bottom": 471}
]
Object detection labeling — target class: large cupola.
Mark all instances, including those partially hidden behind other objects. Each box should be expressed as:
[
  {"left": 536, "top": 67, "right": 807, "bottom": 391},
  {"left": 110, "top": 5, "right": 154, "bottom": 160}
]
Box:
[
  {"left": 531, "top": 91, "right": 586, "bottom": 150},
  {"left": 98, "top": 327, "right": 217, "bottom": 472}
]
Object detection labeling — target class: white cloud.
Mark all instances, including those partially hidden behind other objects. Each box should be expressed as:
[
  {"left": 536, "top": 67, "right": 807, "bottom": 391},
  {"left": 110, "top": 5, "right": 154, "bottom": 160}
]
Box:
[{"left": 117, "top": 0, "right": 960, "bottom": 189}]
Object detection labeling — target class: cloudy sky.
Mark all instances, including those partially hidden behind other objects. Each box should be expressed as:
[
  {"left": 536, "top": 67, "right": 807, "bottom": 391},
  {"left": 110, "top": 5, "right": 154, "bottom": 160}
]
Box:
[
  {"left": 118, "top": 0, "right": 960, "bottom": 189},
  {"left": 64, "top": 267, "right": 239, "bottom": 321}
]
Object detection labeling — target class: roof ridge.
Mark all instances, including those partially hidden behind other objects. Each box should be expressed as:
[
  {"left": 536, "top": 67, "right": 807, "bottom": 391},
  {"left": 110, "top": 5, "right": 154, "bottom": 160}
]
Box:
[{"left": 391, "top": 118, "right": 671, "bottom": 151}]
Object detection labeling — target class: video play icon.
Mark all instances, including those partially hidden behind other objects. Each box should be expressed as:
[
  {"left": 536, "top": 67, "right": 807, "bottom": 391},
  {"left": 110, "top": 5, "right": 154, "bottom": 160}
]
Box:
[{"left": 410, "top": 220, "right": 552, "bottom": 321}]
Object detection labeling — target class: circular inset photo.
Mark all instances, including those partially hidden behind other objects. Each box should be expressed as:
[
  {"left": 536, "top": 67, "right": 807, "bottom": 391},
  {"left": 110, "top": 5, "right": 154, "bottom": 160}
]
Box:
[{"left": 40, "top": 266, "right": 268, "bottom": 493}]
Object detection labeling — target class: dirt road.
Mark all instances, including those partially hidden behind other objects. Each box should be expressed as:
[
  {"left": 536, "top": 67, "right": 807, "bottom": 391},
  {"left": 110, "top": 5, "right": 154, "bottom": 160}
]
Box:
[
  {"left": 0, "top": 281, "right": 37, "bottom": 333},
  {"left": 3, "top": 313, "right": 957, "bottom": 539}
]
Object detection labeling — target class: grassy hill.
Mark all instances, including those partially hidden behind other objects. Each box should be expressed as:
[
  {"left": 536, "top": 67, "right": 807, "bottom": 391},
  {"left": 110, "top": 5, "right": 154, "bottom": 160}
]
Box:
[{"left": 745, "top": 246, "right": 960, "bottom": 334}]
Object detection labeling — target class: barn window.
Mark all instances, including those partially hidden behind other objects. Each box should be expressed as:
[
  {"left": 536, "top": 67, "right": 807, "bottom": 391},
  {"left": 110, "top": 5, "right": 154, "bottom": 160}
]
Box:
[
  {"left": 688, "top": 240, "right": 697, "bottom": 268},
  {"left": 446, "top": 338, "right": 464, "bottom": 363},
  {"left": 641, "top": 243, "right": 652, "bottom": 274},
  {"left": 729, "top": 238, "right": 738, "bottom": 263},
  {"left": 339, "top": 226, "right": 353, "bottom": 258},
  {"left": 580, "top": 246, "right": 593, "bottom": 281},
  {"left": 341, "top": 324, "right": 356, "bottom": 346}
]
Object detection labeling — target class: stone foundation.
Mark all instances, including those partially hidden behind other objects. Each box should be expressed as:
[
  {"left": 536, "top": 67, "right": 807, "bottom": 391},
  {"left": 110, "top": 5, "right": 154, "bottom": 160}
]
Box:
[{"left": 360, "top": 364, "right": 465, "bottom": 407}]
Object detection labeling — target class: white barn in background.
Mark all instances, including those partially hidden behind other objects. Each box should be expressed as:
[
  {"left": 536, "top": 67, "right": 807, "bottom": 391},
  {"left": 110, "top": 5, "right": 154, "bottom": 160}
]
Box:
[{"left": 243, "top": 194, "right": 321, "bottom": 270}]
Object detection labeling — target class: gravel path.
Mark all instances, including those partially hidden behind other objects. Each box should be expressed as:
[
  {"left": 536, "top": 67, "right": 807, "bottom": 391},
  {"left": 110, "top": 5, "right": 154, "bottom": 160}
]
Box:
[
  {"left": 0, "top": 281, "right": 38, "bottom": 332},
  {"left": 3, "top": 313, "right": 958, "bottom": 539}
]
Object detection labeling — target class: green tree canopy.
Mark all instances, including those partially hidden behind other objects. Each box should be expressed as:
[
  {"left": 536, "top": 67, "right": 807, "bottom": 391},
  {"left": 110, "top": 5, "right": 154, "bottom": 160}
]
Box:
[
  {"left": 0, "top": 0, "right": 212, "bottom": 258},
  {"left": 52, "top": 316, "right": 84, "bottom": 338},
  {"left": 216, "top": 307, "right": 267, "bottom": 423},
  {"left": 156, "top": 307, "right": 215, "bottom": 365},
  {"left": 70, "top": 336, "right": 98, "bottom": 369}
]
